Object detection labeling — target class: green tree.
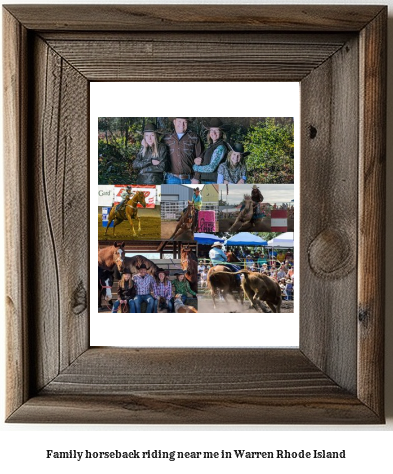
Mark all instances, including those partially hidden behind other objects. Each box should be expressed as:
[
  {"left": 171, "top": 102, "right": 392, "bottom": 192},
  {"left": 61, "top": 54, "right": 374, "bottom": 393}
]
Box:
[{"left": 244, "top": 118, "right": 294, "bottom": 184}]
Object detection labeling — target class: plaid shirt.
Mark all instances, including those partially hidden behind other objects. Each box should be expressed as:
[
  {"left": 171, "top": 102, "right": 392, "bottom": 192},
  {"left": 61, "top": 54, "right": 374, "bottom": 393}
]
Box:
[
  {"left": 132, "top": 273, "right": 155, "bottom": 295},
  {"left": 152, "top": 280, "right": 172, "bottom": 300}
]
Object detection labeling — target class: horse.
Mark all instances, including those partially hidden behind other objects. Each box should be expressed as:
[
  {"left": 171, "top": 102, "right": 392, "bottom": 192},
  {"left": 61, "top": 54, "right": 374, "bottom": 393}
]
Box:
[
  {"left": 207, "top": 265, "right": 244, "bottom": 309},
  {"left": 226, "top": 251, "right": 240, "bottom": 263},
  {"left": 105, "top": 191, "right": 147, "bottom": 237},
  {"left": 228, "top": 269, "right": 282, "bottom": 313},
  {"left": 228, "top": 195, "right": 254, "bottom": 232},
  {"left": 98, "top": 268, "right": 114, "bottom": 310},
  {"left": 169, "top": 201, "right": 195, "bottom": 241},
  {"left": 122, "top": 255, "right": 159, "bottom": 277},
  {"left": 181, "top": 244, "right": 198, "bottom": 293},
  {"left": 98, "top": 242, "right": 125, "bottom": 309}
]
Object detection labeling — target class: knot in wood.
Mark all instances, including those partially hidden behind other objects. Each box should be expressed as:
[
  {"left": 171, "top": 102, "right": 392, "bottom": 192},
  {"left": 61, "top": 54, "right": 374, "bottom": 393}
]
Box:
[
  {"left": 73, "top": 281, "right": 87, "bottom": 315},
  {"left": 308, "top": 229, "right": 354, "bottom": 279}
]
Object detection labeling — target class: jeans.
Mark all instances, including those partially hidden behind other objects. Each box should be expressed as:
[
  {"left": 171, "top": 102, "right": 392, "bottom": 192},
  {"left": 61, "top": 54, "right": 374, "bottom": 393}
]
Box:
[
  {"left": 154, "top": 298, "right": 174, "bottom": 313},
  {"left": 112, "top": 299, "right": 136, "bottom": 313},
  {"left": 134, "top": 294, "right": 155, "bottom": 313},
  {"left": 165, "top": 173, "right": 191, "bottom": 184}
]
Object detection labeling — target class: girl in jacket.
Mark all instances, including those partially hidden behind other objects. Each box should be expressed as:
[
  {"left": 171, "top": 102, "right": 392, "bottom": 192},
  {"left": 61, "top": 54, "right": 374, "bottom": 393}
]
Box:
[
  {"left": 111, "top": 269, "right": 136, "bottom": 313},
  {"left": 133, "top": 122, "right": 168, "bottom": 184},
  {"left": 217, "top": 143, "right": 249, "bottom": 184},
  {"left": 192, "top": 118, "right": 228, "bottom": 184}
]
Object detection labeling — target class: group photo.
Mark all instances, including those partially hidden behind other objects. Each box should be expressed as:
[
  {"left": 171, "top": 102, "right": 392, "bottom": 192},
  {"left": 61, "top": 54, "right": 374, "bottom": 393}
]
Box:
[
  {"left": 98, "top": 240, "right": 198, "bottom": 314},
  {"left": 98, "top": 117, "right": 294, "bottom": 185}
]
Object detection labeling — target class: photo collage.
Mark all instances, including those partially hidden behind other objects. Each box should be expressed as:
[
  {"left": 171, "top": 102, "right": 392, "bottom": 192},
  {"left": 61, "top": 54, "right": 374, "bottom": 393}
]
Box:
[{"left": 98, "top": 117, "right": 295, "bottom": 314}]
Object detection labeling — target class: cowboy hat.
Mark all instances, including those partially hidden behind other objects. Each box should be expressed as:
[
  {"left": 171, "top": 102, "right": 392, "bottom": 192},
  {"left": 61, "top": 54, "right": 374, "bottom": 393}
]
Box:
[
  {"left": 136, "top": 263, "right": 149, "bottom": 270},
  {"left": 138, "top": 122, "right": 163, "bottom": 135},
  {"left": 228, "top": 142, "right": 251, "bottom": 157},
  {"left": 122, "top": 268, "right": 131, "bottom": 274},
  {"left": 173, "top": 270, "right": 185, "bottom": 276},
  {"left": 157, "top": 268, "right": 167, "bottom": 275},
  {"left": 202, "top": 118, "right": 227, "bottom": 130},
  {"left": 169, "top": 117, "right": 192, "bottom": 121},
  {"left": 211, "top": 241, "right": 223, "bottom": 247}
]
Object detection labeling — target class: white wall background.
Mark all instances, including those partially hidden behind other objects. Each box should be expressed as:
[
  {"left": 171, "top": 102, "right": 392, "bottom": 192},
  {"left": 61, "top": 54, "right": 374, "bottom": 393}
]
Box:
[{"left": 0, "top": 0, "right": 392, "bottom": 472}]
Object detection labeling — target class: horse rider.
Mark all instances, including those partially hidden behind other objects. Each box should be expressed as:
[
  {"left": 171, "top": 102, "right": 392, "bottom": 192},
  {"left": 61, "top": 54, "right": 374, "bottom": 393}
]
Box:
[
  {"left": 251, "top": 184, "right": 264, "bottom": 219},
  {"left": 191, "top": 187, "right": 202, "bottom": 231},
  {"left": 209, "top": 242, "right": 241, "bottom": 281},
  {"left": 116, "top": 185, "right": 133, "bottom": 212}
]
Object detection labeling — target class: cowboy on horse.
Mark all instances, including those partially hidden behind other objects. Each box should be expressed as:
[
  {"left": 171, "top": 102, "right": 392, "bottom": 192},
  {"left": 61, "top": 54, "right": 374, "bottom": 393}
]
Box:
[
  {"left": 209, "top": 242, "right": 241, "bottom": 281},
  {"left": 116, "top": 185, "right": 133, "bottom": 212}
]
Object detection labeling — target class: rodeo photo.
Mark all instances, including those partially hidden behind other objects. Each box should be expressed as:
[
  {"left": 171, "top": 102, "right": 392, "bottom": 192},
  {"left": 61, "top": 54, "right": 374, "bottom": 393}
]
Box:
[{"left": 96, "top": 117, "right": 296, "bottom": 319}]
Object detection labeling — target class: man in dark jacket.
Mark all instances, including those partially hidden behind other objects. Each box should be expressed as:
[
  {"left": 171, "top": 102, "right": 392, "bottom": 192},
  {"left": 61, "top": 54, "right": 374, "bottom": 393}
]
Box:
[{"left": 163, "top": 118, "right": 204, "bottom": 184}]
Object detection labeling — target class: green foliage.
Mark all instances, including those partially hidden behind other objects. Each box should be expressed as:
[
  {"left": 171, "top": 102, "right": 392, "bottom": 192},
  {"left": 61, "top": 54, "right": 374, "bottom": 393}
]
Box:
[{"left": 243, "top": 118, "right": 294, "bottom": 184}]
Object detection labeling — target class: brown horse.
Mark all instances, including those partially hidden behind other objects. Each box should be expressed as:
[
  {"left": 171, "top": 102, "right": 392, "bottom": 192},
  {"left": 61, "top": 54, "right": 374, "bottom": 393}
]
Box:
[
  {"left": 98, "top": 242, "right": 125, "bottom": 273},
  {"left": 207, "top": 265, "right": 243, "bottom": 308},
  {"left": 226, "top": 251, "right": 240, "bottom": 263},
  {"left": 169, "top": 201, "right": 195, "bottom": 241},
  {"left": 98, "top": 242, "right": 125, "bottom": 309},
  {"left": 123, "top": 255, "right": 159, "bottom": 277},
  {"left": 105, "top": 191, "right": 147, "bottom": 237},
  {"left": 181, "top": 244, "right": 198, "bottom": 293},
  {"left": 228, "top": 269, "right": 282, "bottom": 313},
  {"left": 229, "top": 195, "right": 254, "bottom": 232}
]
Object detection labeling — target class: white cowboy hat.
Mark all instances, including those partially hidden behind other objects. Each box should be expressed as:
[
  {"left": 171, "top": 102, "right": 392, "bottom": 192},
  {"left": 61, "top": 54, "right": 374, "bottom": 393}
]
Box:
[{"left": 211, "top": 241, "right": 223, "bottom": 247}]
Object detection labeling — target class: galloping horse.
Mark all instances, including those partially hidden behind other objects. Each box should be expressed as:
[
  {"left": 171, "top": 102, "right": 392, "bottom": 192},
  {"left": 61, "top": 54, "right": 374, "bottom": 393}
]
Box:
[
  {"left": 181, "top": 244, "right": 198, "bottom": 293},
  {"left": 105, "top": 191, "right": 147, "bottom": 237},
  {"left": 169, "top": 201, "right": 195, "bottom": 241},
  {"left": 98, "top": 242, "right": 125, "bottom": 309},
  {"left": 207, "top": 265, "right": 244, "bottom": 308},
  {"left": 229, "top": 195, "right": 254, "bottom": 232}
]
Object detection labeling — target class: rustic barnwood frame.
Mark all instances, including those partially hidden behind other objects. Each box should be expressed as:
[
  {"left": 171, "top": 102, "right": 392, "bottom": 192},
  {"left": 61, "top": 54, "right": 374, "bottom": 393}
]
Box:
[{"left": 4, "top": 5, "right": 386, "bottom": 423}]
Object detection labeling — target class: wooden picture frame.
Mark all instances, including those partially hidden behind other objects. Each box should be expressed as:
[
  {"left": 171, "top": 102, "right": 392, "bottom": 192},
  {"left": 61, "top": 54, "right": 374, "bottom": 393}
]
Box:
[{"left": 4, "top": 5, "right": 386, "bottom": 424}]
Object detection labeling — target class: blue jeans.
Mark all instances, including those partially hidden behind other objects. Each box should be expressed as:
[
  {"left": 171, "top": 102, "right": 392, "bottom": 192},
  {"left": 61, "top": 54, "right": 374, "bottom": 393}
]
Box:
[
  {"left": 134, "top": 294, "right": 155, "bottom": 313},
  {"left": 112, "top": 299, "right": 136, "bottom": 313},
  {"left": 154, "top": 298, "right": 174, "bottom": 313},
  {"left": 165, "top": 173, "right": 191, "bottom": 184}
]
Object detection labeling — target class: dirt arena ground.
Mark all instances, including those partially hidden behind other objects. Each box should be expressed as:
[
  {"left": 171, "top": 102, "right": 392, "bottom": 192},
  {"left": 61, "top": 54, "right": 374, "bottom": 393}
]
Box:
[
  {"left": 219, "top": 217, "right": 294, "bottom": 232},
  {"left": 197, "top": 295, "right": 294, "bottom": 313},
  {"left": 161, "top": 220, "right": 220, "bottom": 240},
  {"left": 98, "top": 207, "right": 161, "bottom": 240}
]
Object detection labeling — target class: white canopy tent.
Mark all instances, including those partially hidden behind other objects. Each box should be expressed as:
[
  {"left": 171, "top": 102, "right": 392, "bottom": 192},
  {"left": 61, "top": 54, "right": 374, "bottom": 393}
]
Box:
[{"left": 268, "top": 232, "right": 294, "bottom": 247}]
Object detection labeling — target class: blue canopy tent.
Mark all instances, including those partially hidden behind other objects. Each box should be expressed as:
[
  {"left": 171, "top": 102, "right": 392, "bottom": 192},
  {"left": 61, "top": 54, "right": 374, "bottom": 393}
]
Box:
[
  {"left": 225, "top": 232, "right": 268, "bottom": 246},
  {"left": 194, "top": 233, "right": 225, "bottom": 245}
]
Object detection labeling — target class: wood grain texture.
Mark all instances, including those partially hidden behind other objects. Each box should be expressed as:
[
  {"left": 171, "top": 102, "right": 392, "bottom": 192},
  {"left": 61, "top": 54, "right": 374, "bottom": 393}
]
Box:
[
  {"left": 300, "top": 36, "right": 359, "bottom": 394},
  {"left": 7, "top": 349, "right": 379, "bottom": 424},
  {"left": 46, "top": 38, "right": 346, "bottom": 82},
  {"left": 3, "top": 5, "right": 386, "bottom": 424},
  {"left": 358, "top": 9, "right": 386, "bottom": 418},
  {"left": 27, "top": 36, "right": 89, "bottom": 391},
  {"left": 3, "top": 9, "right": 30, "bottom": 417},
  {"left": 3, "top": 5, "right": 384, "bottom": 32}
]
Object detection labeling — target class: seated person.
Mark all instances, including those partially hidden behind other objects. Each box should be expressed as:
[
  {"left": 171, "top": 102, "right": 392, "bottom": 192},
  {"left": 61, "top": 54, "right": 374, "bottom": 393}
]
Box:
[
  {"left": 111, "top": 269, "right": 136, "bottom": 313},
  {"left": 172, "top": 271, "right": 197, "bottom": 305},
  {"left": 132, "top": 263, "right": 156, "bottom": 313},
  {"left": 153, "top": 268, "right": 173, "bottom": 313}
]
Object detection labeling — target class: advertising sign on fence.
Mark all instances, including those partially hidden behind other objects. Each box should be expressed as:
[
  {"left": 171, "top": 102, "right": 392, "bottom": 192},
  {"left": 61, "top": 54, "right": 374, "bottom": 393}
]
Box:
[
  {"left": 113, "top": 185, "right": 156, "bottom": 208},
  {"left": 198, "top": 210, "right": 216, "bottom": 233}
]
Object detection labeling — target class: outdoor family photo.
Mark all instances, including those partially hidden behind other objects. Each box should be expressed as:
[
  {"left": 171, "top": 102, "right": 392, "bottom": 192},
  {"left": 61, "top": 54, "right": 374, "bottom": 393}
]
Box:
[{"left": 98, "top": 117, "right": 294, "bottom": 185}]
